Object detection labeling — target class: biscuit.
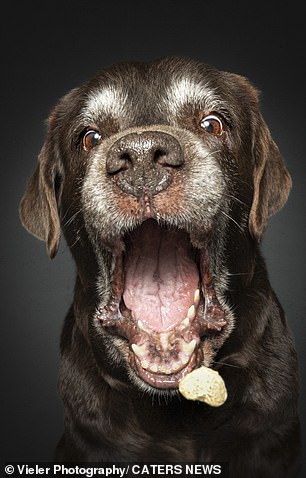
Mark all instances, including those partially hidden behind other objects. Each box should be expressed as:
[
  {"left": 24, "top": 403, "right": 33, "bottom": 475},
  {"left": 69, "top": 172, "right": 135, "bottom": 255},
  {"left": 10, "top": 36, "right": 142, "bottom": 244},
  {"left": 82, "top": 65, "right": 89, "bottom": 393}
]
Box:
[{"left": 179, "top": 366, "right": 227, "bottom": 407}]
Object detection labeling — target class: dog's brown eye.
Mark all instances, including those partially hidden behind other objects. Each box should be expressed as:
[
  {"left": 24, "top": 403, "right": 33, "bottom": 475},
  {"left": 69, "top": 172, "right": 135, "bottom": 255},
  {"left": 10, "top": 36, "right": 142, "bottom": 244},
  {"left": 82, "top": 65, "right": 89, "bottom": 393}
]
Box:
[
  {"left": 200, "top": 115, "right": 223, "bottom": 136},
  {"left": 82, "top": 130, "right": 102, "bottom": 151}
]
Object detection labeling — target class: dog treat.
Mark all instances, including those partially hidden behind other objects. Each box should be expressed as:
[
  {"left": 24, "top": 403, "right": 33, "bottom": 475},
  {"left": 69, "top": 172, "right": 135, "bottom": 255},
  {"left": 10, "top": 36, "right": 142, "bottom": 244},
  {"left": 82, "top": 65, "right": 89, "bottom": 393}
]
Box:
[{"left": 179, "top": 366, "right": 227, "bottom": 407}]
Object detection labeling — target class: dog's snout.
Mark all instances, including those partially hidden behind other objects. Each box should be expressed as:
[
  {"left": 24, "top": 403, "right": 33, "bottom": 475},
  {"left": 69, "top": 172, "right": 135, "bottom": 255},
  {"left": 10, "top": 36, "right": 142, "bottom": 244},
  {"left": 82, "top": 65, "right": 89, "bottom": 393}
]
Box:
[{"left": 106, "top": 131, "right": 184, "bottom": 196}]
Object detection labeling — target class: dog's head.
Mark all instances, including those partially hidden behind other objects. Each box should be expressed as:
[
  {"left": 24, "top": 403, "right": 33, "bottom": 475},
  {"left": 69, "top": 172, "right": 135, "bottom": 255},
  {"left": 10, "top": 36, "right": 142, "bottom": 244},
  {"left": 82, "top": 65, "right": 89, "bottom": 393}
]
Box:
[{"left": 20, "top": 58, "right": 291, "bottom": 394}]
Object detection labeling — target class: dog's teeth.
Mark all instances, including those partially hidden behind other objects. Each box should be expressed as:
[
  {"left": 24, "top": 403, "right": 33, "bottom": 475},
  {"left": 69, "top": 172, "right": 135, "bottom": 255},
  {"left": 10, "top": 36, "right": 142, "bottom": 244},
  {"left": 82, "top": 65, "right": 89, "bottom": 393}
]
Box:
[
  {"left": 181, "top": 355, "right": 190, "bottom": 366},
  {"left": 172, "top": 360, "right": 182, "bottom": 372},
  {"left": 158, "top": 364, "right": 172, "bottom": 374},
  {"left": 141, "top": 359, "right": 149, "bottom": 370},
  {"left": 194, "top": 289, "right": 200, "bottom": 306},
  {"left": 131, "top": 344, "right": 146, "bottom": 358},
  {"left": 182, "top": 317, "right": 190, "bottom": 328},
  {"left": 149, "top": 363, "right": 159, "bottom": 373},
  {"left": 187, "top": 305, "right": 196, "bottom": 320},
  {"left": 182, "top": 339, "right": 197, "bottom": 355}
]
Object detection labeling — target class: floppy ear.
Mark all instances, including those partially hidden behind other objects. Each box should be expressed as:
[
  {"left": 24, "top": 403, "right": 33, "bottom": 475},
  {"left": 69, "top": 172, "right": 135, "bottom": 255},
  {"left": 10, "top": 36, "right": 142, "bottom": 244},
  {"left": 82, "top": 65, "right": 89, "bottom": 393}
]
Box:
[
  {"left": 19, "top": 121, "right": 62, "bottom": 259},
  {"left": 249, "top": 114, "right": 292, "bottom": 241},
  {"left": 224, "top": 72, "right": 292, "bottom": 241},
  {"left": 20, "top": 88, "right": 80, "bottom": 258}
]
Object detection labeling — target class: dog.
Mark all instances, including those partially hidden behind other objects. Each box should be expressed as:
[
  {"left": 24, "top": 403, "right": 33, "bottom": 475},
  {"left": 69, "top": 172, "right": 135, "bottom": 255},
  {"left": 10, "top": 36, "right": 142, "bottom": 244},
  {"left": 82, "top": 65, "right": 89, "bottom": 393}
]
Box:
[{"left": 20, "top": 57, "right": 299, "bottom": 476}]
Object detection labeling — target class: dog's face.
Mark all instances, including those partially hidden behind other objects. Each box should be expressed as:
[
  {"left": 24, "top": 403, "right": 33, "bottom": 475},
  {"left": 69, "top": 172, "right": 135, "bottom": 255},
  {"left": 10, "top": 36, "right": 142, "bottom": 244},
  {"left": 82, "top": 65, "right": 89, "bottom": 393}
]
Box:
[{"left": 20, "top": 58, "right": 291, "bottom": 394}]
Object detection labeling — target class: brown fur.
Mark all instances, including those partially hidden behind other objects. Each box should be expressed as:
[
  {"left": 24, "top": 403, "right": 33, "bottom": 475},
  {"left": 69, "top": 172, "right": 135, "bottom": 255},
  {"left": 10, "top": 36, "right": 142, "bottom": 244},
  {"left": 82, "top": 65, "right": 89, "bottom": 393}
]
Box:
[{"left": 20, "top": 58, "right": 299, "bottom": 477}]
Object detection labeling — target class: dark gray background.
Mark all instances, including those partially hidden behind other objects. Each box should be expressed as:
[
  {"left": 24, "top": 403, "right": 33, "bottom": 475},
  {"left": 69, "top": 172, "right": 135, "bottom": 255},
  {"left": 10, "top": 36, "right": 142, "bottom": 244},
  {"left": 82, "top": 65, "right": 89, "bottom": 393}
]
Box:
[{"left": 1, "top": 0, "right": 305, "bottom": 474}]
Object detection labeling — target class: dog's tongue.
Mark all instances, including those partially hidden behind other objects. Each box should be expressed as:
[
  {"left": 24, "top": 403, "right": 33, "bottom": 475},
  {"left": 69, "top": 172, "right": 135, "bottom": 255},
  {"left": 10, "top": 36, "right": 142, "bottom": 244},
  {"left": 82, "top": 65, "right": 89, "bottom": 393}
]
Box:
[{"left": 123, "top": 220, "right": 199, "bottom": 332}]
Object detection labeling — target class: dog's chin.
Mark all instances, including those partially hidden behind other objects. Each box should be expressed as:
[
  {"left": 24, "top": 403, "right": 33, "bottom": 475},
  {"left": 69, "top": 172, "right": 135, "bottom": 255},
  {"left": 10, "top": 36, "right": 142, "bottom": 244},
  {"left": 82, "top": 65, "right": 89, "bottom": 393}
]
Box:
[{"left": 95, "top": 218, "right": 231, "bottom": 391}]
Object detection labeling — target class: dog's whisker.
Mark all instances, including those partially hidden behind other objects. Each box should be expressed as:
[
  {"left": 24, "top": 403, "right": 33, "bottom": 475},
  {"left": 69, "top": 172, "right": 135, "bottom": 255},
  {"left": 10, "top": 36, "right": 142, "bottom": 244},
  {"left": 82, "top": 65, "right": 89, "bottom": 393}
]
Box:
[
  {"left": 63, "top": 209, "right": 82, "bottom": 228},
  {"left": 214, "top": 360, "right": 243, "bottom": 369},
  {"left": 227, "top": 272, "right": 251, "bottom": 276},
  {"left": 227, "top": 194, "right": 249, "bottom": 207},
  {"left": 220, "top": 210, "right": 244, "bottom": 232},
  {"left": 60, "top": 203, "right": 76, "bottom": 222},
  {"left": 68, "top": 235, "right": 81, "bottom": 249}
]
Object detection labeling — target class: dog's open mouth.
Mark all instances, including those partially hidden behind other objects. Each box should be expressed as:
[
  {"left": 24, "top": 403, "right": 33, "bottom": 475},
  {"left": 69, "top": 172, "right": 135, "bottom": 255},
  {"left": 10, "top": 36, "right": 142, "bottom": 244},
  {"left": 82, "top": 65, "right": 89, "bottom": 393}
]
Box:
[{"left": 97, "top": 219, "right": 228, "bottom": 389}]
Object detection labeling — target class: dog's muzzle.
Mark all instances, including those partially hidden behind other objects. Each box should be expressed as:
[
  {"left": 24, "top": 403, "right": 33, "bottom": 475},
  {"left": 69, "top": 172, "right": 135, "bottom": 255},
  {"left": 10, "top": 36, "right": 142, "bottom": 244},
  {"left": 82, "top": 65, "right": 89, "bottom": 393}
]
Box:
[
  {"left": 91, "top": 129, "right": 231, "bottom": 390},
  {"left": 106, "top": 131, "right": 184, "bottom": 196}
]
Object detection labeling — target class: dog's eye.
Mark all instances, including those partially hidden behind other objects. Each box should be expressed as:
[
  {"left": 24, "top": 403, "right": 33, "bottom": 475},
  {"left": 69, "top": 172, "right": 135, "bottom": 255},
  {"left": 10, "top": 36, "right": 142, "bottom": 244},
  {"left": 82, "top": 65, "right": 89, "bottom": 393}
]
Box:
[
  {"left": 82, "top": 130, "right": 102, "bottom": 151},
  {"left": 200, "top": 115, "right": 223, "bottom": 136}
]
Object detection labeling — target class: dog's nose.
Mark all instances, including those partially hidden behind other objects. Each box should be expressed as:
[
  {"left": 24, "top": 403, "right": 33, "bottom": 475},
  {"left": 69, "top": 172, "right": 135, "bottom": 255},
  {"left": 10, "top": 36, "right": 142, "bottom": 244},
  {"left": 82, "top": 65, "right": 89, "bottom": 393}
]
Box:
[{"left": 106, "top": 131, "right": 184, "bottom": 196}]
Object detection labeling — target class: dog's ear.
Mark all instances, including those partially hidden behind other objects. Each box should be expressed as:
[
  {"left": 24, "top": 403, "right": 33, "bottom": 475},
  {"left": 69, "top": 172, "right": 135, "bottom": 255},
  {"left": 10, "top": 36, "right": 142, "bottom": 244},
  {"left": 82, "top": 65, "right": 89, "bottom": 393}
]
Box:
[
  {"left": 19, "top": 142, "right": 61, "bottom": 259},
  {"left": 20, "top": 89, "right": 79, "bottom": 257},
  {"left": 229, "top": 73, "right": 292, "bottom": 241},
  {"left": 19, "top": 99, "right": 70, "bottom": 258},
  {"left": 249, "top": 114, "right": 292, "bottom": 241}
]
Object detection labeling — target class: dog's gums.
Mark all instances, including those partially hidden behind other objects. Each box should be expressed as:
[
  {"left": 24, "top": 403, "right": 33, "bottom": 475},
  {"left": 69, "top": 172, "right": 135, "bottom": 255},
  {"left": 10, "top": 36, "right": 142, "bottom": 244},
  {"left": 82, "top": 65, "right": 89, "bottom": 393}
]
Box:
[{"left": 97, "top": 219, "right": 227, "bottom": 388}]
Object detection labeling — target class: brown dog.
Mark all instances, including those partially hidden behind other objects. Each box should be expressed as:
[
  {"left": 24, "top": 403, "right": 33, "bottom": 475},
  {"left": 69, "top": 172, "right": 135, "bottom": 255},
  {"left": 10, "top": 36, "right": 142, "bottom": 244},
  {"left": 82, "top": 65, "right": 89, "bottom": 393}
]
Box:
[{"left": 20, "top": 57, "right": 299, "bottom": 476}]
